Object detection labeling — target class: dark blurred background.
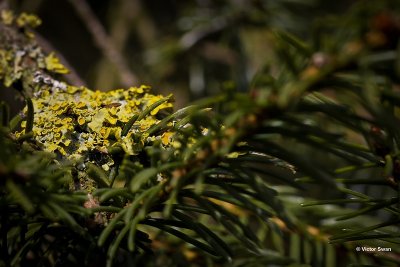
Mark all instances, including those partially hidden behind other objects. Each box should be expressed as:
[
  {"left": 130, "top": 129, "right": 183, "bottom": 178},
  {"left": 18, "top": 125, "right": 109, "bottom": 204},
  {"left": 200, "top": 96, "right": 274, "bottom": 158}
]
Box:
[{"left": 5, "top": 0, "right": 357, "bottom": 109}]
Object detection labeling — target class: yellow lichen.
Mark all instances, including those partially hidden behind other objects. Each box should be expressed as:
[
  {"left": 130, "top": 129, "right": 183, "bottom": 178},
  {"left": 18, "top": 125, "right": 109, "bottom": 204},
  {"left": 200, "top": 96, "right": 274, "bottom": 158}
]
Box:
[
  {"left": 16, "top": 85, "right": 174, "bottom": 171},
  {"left": 161, "top": 131, "right": 174, "bottom": 146},
  {"left": 45, "top": 52, "right": 69, "bottom": 74},
  {"left": 1, "top": 10, "right": 14, "bottom": 25},
  {"left": 78, "top": 117, "right": 86, "bottom": 125},
  {"left": 16, "top": 13, "right": 42, "bottom": 28}
]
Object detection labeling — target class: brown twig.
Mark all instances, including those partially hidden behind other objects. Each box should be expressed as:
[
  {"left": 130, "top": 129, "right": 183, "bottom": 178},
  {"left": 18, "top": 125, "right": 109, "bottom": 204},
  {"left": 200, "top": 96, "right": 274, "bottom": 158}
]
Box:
[
  {"left": 68, "top": 0, "right": 139, "bottom": 87},
  {"left": 0, "top": 0, "right": 9, "bottom": 10}
]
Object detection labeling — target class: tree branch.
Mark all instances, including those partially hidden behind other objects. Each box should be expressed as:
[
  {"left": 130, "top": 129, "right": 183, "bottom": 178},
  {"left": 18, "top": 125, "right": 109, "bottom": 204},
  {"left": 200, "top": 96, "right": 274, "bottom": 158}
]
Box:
[{"left": 68, "top": 0, "right": 139, "bottom": 87}]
